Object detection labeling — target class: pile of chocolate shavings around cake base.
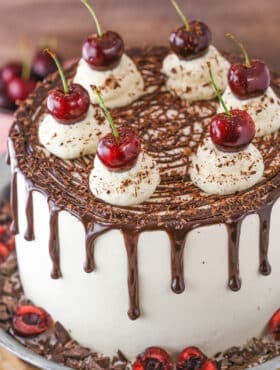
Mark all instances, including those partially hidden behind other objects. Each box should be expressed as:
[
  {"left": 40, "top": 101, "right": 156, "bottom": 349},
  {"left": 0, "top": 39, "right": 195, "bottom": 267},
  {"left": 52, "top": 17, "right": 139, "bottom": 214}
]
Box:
[{"left": 0, "top": 202, "right": 280, "bottom": 370}]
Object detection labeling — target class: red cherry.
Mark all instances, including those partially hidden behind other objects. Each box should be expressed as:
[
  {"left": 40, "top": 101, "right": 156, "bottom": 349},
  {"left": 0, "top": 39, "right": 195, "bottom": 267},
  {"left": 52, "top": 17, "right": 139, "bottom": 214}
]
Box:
[
  {"left": 7, "top": 77, "right": 36, "bottom": 102},
  {"left": 170, "top": 21, "right": 212, "bottom": 60},
  {"left": 269, "top": 309, "right": 280, "bottom": 340},
  {"left": 133, "top": 347, "right": 173, "bottom": 370},
  {"left": 228, "top": 60, "right": 271, "bottom": 99},
  {"left": 0, "top": 242, "right": 10, "bottom": 264},
  {"left": 226, "top": 33, "right": 270, "bottom": 99},
  {"left": 81, "top": 0, "right": 124, "bottom": 70},
  {"left": 82, "top": 31, "right": 124, "bottom": 71},
  {"left": 93, "top": 86, "right": 141, "bottom": 171},
  {"left": 6, "top": 235, "right": 15, "bottom": 252},
  {"left": 177, "top": 346, "right": 206, "bottom": 370},
  {"left": 1, "top": 62, "right": 22, "bottom": 84},
  {"left": 207, "top": 62, "right": 255, "bottom": 152},
  {"left": 210, "top": 109, "right": 255, "bottom": 152},
  {"left": 169, "top": 1, "right": 211, "bottom": 60},
  {"left": 47, "top": 83, "right": 90, "bottom": 124},
  {"left": 97, "top": 127, "right": 141, "bottom": 171},
  {"left": 44, "top": 48, "right": 90, "bottom": 124},
  {"left": 32, "top": 50, "right": 58, "bottom": 80},
  {"left": 12, "top": 305, "right": 52, "bottom": 337}
]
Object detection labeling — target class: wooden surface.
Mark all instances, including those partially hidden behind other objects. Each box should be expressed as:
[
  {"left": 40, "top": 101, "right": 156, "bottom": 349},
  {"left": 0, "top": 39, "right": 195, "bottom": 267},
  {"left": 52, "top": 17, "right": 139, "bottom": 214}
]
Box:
[
  {"left": 0, "top": 348, "right": 38, "bottom": 370},
  {"left": 0, "top": 0, "right": 279, "bottom": 70}
]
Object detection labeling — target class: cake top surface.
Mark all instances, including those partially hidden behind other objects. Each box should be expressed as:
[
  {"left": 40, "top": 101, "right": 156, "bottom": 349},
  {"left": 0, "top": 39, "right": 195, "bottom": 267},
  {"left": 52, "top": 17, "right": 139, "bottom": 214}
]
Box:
[{"left": 8, "top": 47, "right": 280, "bottom": 231}]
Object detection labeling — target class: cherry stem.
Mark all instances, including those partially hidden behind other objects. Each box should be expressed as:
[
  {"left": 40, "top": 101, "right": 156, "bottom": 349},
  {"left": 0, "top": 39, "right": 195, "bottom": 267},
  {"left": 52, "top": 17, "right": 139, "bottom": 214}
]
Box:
[
  {"left": 92, "top": 86, "right": 119, "bottom": 139},
  {"left": 226, "top": 33, "right": 251, "bottom": 67},
  {"left": 81, "top": 0, "right": 103, "bottom": 38},
  {"left": 170, "top": 0, "right": 190, "bottom": 31},
  {"left": 20, "top": 40, "right": 31, "bottom": 80},
  {"left": 207, "top": 62, "right": 230, "bottom": 116},
  {"left": 39, "top": 36, "right": 58, "bottom": 50},
  {"left": 44, "top": 48, "right": 69, "bottom": 94}
]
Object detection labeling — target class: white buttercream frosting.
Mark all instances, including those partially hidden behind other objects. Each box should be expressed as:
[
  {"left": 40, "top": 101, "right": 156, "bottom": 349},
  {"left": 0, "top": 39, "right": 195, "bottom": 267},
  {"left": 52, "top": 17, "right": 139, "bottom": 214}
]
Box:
[
  {"left": 219, "top": 86, "right": 280, "bottom": 137},
  {"left": 162, "top": 45, "right": 230, "bottom": 102},
  {"left": 38, "top": 105, "right": 111, "bottom": 160},
  {"left": 89, "top": 151, "right": 160, "bottom": 206},
  {"left": 189, "top": 138, "right": 264, "bottom": 195},
  {"left": 73, "top": 54, "right": 144, "bottom": 109}
]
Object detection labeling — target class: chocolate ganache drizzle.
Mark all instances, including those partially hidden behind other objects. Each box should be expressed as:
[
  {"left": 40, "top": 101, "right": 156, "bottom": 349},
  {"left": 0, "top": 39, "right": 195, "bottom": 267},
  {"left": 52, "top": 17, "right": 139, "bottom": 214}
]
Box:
[{"left": 7, "top": 47, "right": 280, "bottom": 320}]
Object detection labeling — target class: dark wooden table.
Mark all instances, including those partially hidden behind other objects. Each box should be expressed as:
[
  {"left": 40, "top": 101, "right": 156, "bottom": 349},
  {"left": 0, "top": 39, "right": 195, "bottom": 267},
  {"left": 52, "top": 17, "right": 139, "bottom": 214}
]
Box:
[{"left": 0, "top": 0, "right": 279, "bottom": 70}]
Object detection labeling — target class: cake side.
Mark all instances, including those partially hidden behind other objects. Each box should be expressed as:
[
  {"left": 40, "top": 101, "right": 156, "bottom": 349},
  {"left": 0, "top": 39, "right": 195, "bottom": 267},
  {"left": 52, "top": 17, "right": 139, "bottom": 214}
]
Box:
[{"left": 7, "top": 47, "right": 280, "bottom": 361}]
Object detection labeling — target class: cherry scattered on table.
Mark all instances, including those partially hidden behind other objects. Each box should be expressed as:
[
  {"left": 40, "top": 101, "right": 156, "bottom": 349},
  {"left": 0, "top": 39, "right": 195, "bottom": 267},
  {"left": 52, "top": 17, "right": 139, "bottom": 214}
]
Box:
[
  {"left": 169, "top": 0, "right": 212, "bottom": 60},
  {"left": 226, "top": 33, "right": 271, "bottom": 99},
  {"left": 45, "top": 48, "right": 90, "bottom": 124},
  {"left": 7, "top": 77, "right": 36, "bottom": 102},
  {"left": 81, "top": 0, "right": 124, "bottom": 70},
  {"left": 93, "top": 86, "right": 141, "bottom": 171},
  {"left": 5, "top": 42, "right": 37, "bottom": 103},
  {"left": 0, "top": 77, "right": 15, "bottom": 110},
  {"left": 1, "top": 62, "right": 23, "bottom": 84},
  {"left": 133, "top": 347, "right": 173, "bottom": 370},
  {"left": 32, "top": 49, "right": 57, "bottom": 80},
  {"left": 208, "top": 62, "right": 255, "bottom": 152},
  {"left": 12, "top": 305, "right": 52, "bottom": 337}
]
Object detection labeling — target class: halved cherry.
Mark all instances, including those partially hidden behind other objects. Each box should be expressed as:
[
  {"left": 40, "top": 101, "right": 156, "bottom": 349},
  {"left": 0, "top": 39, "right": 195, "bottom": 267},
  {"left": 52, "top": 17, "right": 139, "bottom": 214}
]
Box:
[
  {"left": 133, "top": 347, "right": 173, "bottom": 370},
  {"left": 269, "top": 309, "right": 280, "bottom": 340},
  {"left": 177, "top": 346, "right": 206, "bottom": 370},
  {"left": 12, "top": 305, "right": 52, "bottom": 337},
  {"left": 0, "top": 242, "right": 10, "bottom": 263},
  {"left": 201, "top": 360, "right": 217, "bottom": 370},
  {"left": 6, "top": 234, "right": 15, "bottom": 252}
]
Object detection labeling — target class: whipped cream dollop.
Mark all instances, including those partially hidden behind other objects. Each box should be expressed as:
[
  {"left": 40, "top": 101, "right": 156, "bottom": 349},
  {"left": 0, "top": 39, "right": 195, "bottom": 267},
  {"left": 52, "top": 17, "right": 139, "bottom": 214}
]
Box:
[
  {"left": 162, "top": 45, "right": 230, "bottom": 102},
  {"left": 219, "top": 86, "right": 280, "bottom": 137},
  {"left": 73, "top": 54, "right": 144, "bottom": 109},
  {"left": 38, "top": 105, "right": 110, "bottom": 160},
  {"left": 189, "top": 138, "right": 264, "bottom": 195},
  {"left": 89, "top": 152, "right": 160, "bottom": 206}
]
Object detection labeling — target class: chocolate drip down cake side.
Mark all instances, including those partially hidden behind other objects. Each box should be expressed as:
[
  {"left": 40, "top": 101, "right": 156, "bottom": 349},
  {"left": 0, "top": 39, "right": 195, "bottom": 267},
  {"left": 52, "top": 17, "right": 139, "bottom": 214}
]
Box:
[{"left": 5, "top": 1, "right": 280, "bottom": 369}]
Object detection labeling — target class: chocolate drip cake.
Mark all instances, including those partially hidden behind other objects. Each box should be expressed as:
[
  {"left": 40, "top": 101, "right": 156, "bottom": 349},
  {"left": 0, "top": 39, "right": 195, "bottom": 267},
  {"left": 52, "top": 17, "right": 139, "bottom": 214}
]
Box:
[
  {"left": 4, "top": 1, "right": 280, "bottom": 368},
  {"left": 6, "top": 45, "right": 280, "bottom": 365}
]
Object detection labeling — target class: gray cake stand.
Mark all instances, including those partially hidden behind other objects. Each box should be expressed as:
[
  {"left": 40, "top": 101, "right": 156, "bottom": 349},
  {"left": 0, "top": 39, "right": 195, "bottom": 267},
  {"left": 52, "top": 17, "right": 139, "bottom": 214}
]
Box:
[{"left": 0, "top": 154, "right": 279, "bottom": 370}]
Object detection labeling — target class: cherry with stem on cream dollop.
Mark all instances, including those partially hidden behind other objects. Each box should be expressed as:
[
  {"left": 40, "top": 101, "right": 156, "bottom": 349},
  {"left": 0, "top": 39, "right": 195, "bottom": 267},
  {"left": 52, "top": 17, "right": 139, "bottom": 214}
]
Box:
[
  {"left": 93, "top": 86, "right": 141, "bottom": 171},
  {"left": 44, "top": 48, "right": 90, "bottom": 124},
  {"left": 169, "top": 0, "right": 212, "bottom": 60},
  {"left": 80, "top": 0, "right": 124, "bottom": 70},
  {"left": 207, "top": 62, "right": 255, "bottom": 152},
  {"left": 226, "top": 33, "right": 271, "bottom": 99}
]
